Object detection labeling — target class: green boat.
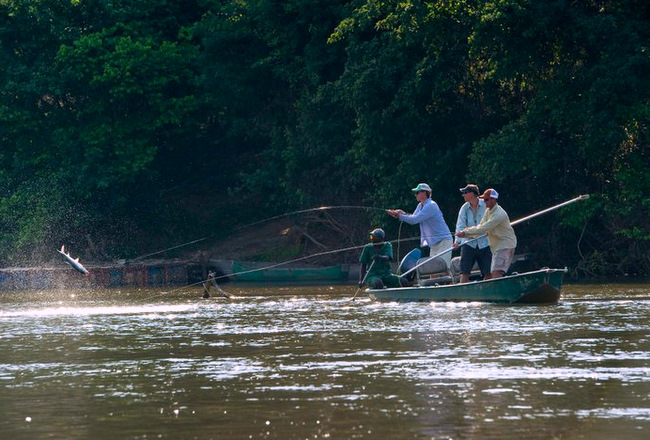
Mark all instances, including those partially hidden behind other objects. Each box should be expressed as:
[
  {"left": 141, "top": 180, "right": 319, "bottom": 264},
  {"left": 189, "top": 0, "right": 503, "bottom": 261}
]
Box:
[
  {"left": 231, "top": 261, "right": 349, "bottom": 283},
  {"left": 367, "top": 268, "right": 568, "bottom": 304}
]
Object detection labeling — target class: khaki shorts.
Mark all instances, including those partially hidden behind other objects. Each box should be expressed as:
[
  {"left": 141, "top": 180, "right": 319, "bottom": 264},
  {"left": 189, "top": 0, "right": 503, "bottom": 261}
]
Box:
[
  {"left": 429, "top": 238, "right": 453, "bottom": 269},
  {"left": 491, "top": 248, "right": 515, "bottom": 274}
]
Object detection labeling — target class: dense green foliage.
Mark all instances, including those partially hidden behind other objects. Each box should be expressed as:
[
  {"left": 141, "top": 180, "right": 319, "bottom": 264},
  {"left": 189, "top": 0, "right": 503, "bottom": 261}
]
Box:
[{"left": 1, "top": 0, "right": 648, "bottom": 276}]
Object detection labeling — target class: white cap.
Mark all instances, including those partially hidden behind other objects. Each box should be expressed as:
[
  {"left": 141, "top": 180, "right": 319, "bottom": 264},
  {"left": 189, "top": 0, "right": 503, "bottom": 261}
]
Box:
[
  {"left": 479, "top": 188, "right": 499, "bottom": 199},
  {"left": 411, "top": 183, "right": 432, "bottom": 193}
]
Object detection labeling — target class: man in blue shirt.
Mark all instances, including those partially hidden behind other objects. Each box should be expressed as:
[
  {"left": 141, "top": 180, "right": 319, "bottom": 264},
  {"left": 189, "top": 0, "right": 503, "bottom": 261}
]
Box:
[
  {"left": 453, "top": 184, "right": 492, "bottom": 283},
  {"left": 387, "top": 183, "right": 453, "bottom": 268}
]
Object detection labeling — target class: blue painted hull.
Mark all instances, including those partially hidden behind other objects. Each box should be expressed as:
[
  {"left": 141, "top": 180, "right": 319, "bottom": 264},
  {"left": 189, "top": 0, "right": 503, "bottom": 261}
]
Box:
[{"left": 367, "top": 268, "right": 568, "bottom": 304}]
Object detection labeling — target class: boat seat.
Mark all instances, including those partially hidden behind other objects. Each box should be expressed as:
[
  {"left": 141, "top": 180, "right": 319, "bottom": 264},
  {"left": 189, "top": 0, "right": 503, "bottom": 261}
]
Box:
[
  {"left": 416, "top": 256, "right": 454, "bottom": 285},
  {"left": 416, "top": 256, "right": 448, "bottom": 276}
]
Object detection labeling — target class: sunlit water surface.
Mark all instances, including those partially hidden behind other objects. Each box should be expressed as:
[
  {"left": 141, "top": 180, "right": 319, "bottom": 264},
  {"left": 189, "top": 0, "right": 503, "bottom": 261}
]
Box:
[{"left": 1, "top": 283, "right": 649, "bottom": 439}]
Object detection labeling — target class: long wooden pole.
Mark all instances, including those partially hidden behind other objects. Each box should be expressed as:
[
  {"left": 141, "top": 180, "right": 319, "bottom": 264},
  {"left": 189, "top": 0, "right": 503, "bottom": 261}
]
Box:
[
  {"left": 510, "top": 194, "right": 590, "bottom": 226},
  {"left": 400, "top": 194, "right": 590, "bottom": 278}
]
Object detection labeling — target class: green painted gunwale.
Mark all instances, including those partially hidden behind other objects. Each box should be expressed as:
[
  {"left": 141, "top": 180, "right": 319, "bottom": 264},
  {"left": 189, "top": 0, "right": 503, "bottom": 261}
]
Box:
[{"left": 367, "top": 268, "right": 568, "bottom": 303}]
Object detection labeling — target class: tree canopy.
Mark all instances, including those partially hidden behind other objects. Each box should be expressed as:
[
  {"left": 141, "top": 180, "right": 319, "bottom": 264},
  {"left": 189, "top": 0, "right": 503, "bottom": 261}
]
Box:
[{"left": 1, "top": 0, "right": 648, "bottom": 276}]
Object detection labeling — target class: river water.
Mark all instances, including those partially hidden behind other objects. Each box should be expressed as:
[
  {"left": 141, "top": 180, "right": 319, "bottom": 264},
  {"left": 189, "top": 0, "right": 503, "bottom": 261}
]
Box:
[{"left": 1, "top": 282, "right": 649, "bottom": 440}]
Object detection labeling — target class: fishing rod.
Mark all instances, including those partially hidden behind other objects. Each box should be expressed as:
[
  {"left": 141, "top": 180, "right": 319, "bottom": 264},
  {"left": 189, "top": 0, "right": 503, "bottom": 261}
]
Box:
[
  {"left": 401, "top": 194, "right": 590, "bottom": 278},
  {"left": 351, "top": 260, "right": 375, "bottom": 302},
  {"left": 128, "top": 205, "right": 389, "bottom": 262}
]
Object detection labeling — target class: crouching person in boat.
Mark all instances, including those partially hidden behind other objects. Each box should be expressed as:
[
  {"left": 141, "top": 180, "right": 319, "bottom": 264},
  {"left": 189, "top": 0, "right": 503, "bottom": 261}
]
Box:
[
  {"left": 455, "top": 188, "right": 517, "bottom": 279},
  {"left": 359, "top": 228, "right": 410, "bottom": 289}
]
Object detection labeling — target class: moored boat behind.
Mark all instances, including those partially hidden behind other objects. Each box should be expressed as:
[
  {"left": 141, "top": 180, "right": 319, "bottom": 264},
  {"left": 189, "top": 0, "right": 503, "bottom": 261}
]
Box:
[
  {"left": 367, "top": 268, "right": 568, "bottom": 304},
  {"left": 231, "top": 261, "right": 349, "bottom": 283}
]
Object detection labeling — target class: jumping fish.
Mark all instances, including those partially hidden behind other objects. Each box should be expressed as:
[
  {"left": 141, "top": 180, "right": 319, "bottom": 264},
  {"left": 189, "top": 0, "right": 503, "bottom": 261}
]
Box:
[{"left": 58, "top": 245, "right": 89, "bottom": 275}]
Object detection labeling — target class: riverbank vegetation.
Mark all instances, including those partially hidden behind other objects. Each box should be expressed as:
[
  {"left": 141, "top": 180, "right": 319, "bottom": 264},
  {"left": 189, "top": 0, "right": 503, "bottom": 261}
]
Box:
[{"left": 1, "top": 0, "right": 648, "bottom": 277}]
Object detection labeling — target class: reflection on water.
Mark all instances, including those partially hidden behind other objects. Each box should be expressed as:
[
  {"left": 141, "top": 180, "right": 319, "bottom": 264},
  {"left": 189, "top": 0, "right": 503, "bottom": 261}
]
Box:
[{"left": 1, "top": 283, "right": 649, "bottom": 439}]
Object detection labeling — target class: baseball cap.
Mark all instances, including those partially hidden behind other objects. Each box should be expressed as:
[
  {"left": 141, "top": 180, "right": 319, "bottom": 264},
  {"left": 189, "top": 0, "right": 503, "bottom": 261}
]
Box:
[
  {"left": 411, "top": 183, "right": 432, "bottom": 193},
  {"left": 479, "top": 188, "right": 499, "bottom": 199},
  {"left": 459, "top": 184, "right": 480, "bottom": 195}
]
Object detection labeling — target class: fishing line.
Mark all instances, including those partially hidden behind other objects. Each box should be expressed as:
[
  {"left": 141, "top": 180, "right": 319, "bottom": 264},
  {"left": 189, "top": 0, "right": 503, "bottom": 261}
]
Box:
[
  {"left": 168, "top": 236, "right": 421, "bottom": 294},
  {"left": 396, "top": 221, "right": 404, "bottom": 263},
  {"left": 234, "top": 205, "right": 390, "bottom": 231},
  {"left": 129, "top": 237, "right": 210, "bottom": 262},
  {"left": 169, "top": 194, "right": 592, "bottom": 294},
  {"left": 129, "top": 205, "right": 390, "bottom": 262}
]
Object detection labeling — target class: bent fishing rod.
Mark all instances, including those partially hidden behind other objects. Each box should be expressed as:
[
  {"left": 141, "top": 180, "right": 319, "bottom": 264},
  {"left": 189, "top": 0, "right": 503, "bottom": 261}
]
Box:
[
  {"left": 400, "top": 194, "right": 590, "bottom": 278},
  {"left": 129, "top": 205, "right": 390, "bottom": 262}
]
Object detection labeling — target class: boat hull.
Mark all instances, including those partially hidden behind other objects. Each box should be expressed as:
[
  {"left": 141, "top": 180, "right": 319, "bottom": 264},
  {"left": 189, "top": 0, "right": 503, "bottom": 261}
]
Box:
[{"left": 367, "top": 268, "right": 567, "bottom": 304}]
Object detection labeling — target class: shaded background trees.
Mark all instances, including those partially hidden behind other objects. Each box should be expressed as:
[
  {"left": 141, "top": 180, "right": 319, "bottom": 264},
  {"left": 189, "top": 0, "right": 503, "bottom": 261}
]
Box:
[{"left": 0, "top": 0, "right": 648, "bottom": 276}]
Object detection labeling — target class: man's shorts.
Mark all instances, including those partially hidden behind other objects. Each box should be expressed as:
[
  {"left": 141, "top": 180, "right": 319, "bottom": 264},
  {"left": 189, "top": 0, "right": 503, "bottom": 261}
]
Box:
[
  {"left": 491, "top": 248, "right": 515, "bottom": 274},
  {"left": 460, "top": 245, "right": 492, "bottom": 276},
  {"left": 428, "top": 238, "right": 453, "bottom": 268}
]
